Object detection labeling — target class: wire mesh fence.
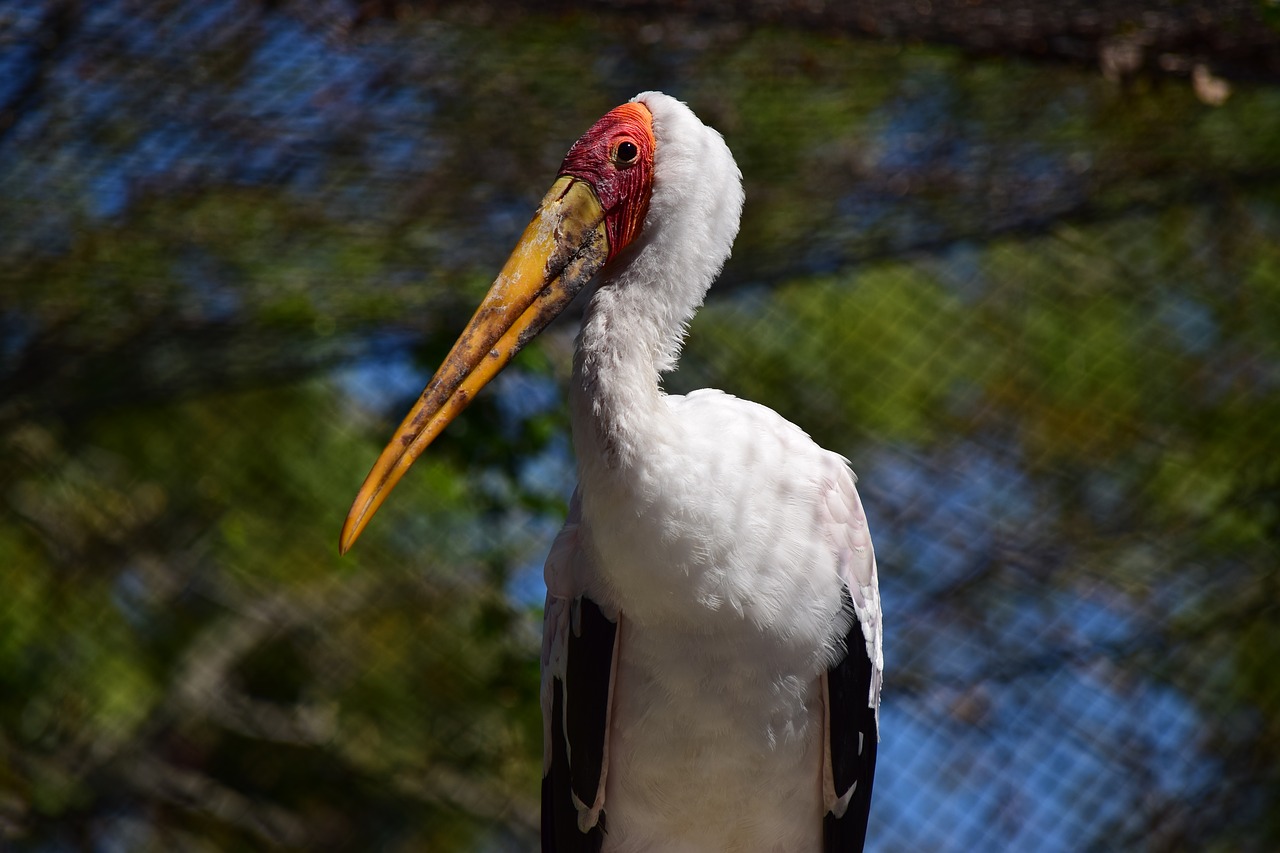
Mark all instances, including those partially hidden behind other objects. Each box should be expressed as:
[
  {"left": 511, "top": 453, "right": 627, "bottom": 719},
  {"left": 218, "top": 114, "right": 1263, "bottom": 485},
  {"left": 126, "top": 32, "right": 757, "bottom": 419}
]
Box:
[{"left": 2, "top": 2, "right": 1278, "bottom": 851}]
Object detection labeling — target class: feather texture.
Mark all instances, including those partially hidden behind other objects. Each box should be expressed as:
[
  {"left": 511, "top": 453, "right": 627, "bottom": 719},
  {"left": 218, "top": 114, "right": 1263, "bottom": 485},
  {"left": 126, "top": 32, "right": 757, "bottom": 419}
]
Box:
[{"left": 540, "top": 93, "right": 881, "bottom": 852}]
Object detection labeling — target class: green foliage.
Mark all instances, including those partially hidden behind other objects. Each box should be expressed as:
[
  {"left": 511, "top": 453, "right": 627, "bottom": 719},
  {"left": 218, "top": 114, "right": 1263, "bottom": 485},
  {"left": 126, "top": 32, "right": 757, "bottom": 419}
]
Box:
[
  {"left": 3, "top": 3, "right": 1279, "bottom": 850},
  {"left": 2, "top": 376, "right": 545, "bottom": 848}
]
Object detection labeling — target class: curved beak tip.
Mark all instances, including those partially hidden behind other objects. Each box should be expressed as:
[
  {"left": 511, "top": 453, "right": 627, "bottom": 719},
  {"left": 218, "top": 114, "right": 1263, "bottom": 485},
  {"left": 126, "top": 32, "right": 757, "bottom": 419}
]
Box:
[
  {"left": 338, "top": 177, "right": 609, "bottom": 553},
  {"left": 338, "top": 506, "right": 364, "bottom": 555}
]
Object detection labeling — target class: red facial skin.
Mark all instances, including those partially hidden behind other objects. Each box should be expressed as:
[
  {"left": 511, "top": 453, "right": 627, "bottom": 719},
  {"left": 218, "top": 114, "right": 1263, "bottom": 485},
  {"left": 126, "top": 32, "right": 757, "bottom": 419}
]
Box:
[{"left": 557, "top": 102, "right": 655, "bottom": 262}]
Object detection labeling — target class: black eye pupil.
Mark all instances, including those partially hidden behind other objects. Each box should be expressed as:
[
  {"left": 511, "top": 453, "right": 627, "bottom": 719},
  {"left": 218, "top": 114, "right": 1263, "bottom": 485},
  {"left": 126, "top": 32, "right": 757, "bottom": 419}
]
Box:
[{"left": 617, "top": 141, "right": 638, "bottom": 162}]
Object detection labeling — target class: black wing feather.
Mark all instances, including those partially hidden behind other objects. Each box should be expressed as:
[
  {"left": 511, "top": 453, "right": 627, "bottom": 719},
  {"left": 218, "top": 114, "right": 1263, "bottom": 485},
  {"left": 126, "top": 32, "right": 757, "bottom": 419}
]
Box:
[
  {"left": 542, "top": 596, "right": 617, "bottom": 852},
  {"left": 824, "top": 586, "right": 878, "bottom": 853}
]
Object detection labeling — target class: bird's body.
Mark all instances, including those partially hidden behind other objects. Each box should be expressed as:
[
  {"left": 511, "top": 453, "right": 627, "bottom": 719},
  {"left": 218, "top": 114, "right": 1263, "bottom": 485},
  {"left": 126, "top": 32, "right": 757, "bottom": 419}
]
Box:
[
  {"left": 550, "top": 392, "right": 874, "bottom": 852},
  {"left": 343, "top": 92, "right": 881, "bottom": 852}
]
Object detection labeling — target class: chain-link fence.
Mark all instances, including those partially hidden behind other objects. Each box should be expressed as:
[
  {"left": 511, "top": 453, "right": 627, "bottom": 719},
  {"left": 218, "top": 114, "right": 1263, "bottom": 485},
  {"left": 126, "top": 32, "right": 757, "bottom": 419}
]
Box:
[{"left": 2, "top": 2, "right": 1278, "bottom": 851}]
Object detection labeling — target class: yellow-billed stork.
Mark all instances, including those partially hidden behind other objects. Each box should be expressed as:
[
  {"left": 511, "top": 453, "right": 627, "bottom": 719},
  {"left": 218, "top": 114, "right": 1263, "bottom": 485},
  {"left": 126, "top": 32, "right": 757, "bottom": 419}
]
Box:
[{"left": 340, "top": 92, "right": 882, "bottom": 852}]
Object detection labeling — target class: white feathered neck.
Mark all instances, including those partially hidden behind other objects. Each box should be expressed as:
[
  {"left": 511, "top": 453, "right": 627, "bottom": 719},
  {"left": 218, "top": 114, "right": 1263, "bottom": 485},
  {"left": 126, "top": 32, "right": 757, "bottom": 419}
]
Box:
[{"left": 571, "top": 92, "right": 745, "bottom": 469}]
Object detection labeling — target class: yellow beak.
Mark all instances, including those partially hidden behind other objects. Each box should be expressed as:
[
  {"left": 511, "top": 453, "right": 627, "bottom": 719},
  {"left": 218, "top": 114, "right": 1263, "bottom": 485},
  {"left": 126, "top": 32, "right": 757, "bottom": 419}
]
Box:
[{"left": 340, "top": 177, "right": 608, "bottom": 554}]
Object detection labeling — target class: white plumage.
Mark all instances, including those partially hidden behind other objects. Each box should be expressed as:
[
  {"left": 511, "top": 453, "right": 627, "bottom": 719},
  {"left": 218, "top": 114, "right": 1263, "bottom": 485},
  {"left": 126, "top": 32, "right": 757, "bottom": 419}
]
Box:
[
  {"left": 343, "top": 91, "right": 881, "bottom": 853},
  {"left": 543, "top": 93, "right": 881, "bottom": 851}
]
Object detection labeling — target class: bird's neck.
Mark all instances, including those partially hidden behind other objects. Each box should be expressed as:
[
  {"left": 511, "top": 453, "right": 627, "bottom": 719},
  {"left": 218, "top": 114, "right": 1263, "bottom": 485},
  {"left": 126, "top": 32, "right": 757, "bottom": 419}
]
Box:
[
  {"left": 569, "top": 283, "right": 676, "bottom": 474},
  {"left": 567, "top": 115, "right": 744, "bottom": 475}
]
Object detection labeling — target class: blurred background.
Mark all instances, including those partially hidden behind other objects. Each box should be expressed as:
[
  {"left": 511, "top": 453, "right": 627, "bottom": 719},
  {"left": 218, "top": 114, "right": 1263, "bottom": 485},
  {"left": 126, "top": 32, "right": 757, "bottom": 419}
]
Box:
[{"left": 2, "top": 1, "right": 1279, "bottom": 850}]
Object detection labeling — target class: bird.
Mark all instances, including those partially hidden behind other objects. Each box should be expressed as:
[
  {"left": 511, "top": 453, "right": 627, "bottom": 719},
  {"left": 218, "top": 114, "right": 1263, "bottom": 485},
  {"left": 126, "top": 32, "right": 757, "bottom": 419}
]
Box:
[{"left": 340, "top": 92, "right": 882, "bottom": 852}]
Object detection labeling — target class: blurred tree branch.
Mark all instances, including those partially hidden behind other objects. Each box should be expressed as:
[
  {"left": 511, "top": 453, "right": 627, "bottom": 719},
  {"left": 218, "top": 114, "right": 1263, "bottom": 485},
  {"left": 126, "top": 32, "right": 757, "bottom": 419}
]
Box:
[
  {"left": 160, "top": 574, "right": 540, "bottom": 839},
  {"left": 0, "top": 1, "right": 79, "bottom": 143},
  {"left": 118, "top": 754, "right": 311, "bottom": 848},
  {"left": 346, "top": 0, "right": 1280, "bottom": 83}
]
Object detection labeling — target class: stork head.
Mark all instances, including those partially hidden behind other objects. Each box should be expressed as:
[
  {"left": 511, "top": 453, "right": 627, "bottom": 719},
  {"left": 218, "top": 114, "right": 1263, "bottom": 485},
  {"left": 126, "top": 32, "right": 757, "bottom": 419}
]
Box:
[{"left": 339, "top": 98, "right": 660, "bottom": 553}]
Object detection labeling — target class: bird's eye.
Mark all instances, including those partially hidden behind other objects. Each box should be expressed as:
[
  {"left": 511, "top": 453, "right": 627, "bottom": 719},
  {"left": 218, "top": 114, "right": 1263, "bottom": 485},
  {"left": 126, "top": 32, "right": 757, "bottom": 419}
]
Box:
[{"left": 614, "top": 139, "right": 639, "bottom": 165}]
